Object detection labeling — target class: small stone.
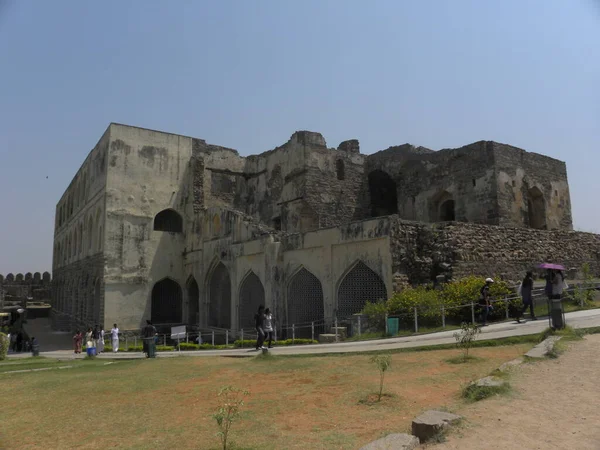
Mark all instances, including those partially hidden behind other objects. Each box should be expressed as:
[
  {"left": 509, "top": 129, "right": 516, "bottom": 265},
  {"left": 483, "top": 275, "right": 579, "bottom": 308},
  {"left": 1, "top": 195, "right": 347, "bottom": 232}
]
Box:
[
  {"left": 412, "top": 410, "right": 462, "bottom": 442},
  {"left": 360, "top": 433, "right": 420, "bottom": 450},
  {"left": 473, "top": 376, "right": 505, "bottom": 388}
]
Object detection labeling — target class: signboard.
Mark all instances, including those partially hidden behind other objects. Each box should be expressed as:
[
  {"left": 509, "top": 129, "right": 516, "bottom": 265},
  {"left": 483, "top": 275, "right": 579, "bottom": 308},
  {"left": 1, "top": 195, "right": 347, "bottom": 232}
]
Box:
[{"left": 171, "top": 325, "right": 186, "bottom": 340}]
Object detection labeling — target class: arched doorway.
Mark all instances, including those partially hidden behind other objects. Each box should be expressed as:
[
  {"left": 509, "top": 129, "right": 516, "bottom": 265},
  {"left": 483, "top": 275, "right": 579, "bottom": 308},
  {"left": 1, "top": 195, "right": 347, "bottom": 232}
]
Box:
[
  {"left": 187, "top": 277, "right": 200, "bottom": 326},
  {"left": 153, "top": 209, "right": 183, "bottom": 233},
  {"left": 527, "top": 187, "right": 546, "bottom": 229},
  {"left": 368, "top": 170, "right": 398, "bottom": 217},
  {"left": 151, "top": 278, "right": 183, "bottom": 324},
  {"left": 287, "top": 268, "right": 325, "bottom": 338},
  {"left": 337, "top": 261, "right": 387, "bottom": 318},
  {"left": 208, "top": 263, "right": 231, "bottom": 328},
  {"left": 238, "top": 272, "right": 265, "bottom": 330},
  {"left": 439, "top": 199, "right": 455, "bottom": 221}
]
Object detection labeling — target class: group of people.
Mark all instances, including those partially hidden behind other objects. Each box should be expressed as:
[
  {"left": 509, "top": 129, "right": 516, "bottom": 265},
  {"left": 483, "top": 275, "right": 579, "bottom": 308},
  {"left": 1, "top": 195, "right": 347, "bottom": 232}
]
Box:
[
  {"left": 478, "top": 268, "right": 568, "bottom": 326},
  {"left": 7, "top": 331, "right": 36, "bottom": 353},
  {"left": 73, "top": 324, "right": 120, "bottom": 354},
  {"left": 254, "top": 305, "right": 274, "bottom": 350}
]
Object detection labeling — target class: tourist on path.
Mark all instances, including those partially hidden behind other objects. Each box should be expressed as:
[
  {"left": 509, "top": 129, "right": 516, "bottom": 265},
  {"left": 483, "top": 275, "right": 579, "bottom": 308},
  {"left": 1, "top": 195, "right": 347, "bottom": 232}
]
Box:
[
  {"left": 142, "top": 320, "right": 157, "bottom": 358},
  {"left": 85, "top": 327, "right": 94, "bottom": 354},
  {"left": 110, "top": 324, "right": 119, "bottom": 353},
  {"left": 92, "top": 325, "right": 100, "bottom": 350},
  {"left": 479, "top": 278, "right": 494, "bottom": 326},
  {"left": 264, "top": 308, "right": 274, "bottom": 348},
  {"left": 552, "top": 270, "right": 567, "bottom": 299},
  {"left": 517, "top": 271, "right": 536, "bottom": 323},
  {"left": 73, "top": 330, "right": 83, "bottom": 354},
  {"left": 254, "top": 305, "right": 266, "bottom": 350},
  {"left": 97, "top": 327, "right": 105, "bottom": 353}
]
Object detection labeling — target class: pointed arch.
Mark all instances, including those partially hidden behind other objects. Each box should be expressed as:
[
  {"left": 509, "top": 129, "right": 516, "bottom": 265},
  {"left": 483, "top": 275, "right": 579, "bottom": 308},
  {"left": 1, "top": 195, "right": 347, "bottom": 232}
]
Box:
[
  {"left": 207, "top": 262, "right": 231, "bottom": 328},
  {"left": 238, "top": 271, "right": 265, "bottom": 330},
  {"left": 368, "top": 170, "right": 398, "bottom": 217},
  {"left": 337, "top": 260, "right": 387, "bottom": 318},
  {"left": 151, "top": 277, "right": 183, "bottom": 324},
  {"left": 527, "top": 186, "right": 546, "bottom": 229},
  {"left": 287, "top": 266, "right": 324, "bottom": 334},
  {"left": 153, "top": 209, "right": 183, "bottom": 233},
  {"left": 186, "top": 276, "right": 200, "bottom": 326},
  {"left": 431, "top": 190, "right": 455, "bottom": 222}
]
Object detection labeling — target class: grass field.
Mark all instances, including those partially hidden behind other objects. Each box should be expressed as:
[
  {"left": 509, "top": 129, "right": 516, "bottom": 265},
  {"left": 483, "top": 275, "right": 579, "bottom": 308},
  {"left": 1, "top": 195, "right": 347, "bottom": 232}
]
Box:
[{"left": 0, "top": 343, "right": 533, "bottom": 450}]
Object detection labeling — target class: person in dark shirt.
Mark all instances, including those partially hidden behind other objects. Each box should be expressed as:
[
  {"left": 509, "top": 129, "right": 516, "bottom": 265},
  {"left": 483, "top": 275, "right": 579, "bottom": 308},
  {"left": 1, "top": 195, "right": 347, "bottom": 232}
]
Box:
[
  {"left": 254, "top": 305, "right": 266, "bottom": 350},
  {"left": 517, "top": 271, "right": 536, "bottom": 323},
  {"left": 479, "top": 278, "right": 494, "bottom": 326}
]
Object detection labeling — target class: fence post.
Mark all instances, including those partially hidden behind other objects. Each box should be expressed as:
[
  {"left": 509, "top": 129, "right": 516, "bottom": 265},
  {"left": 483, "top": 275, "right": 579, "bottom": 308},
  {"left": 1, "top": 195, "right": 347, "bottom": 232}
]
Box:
[
  {"left": 198, "top": 332, "right": 201, "bottom": 345},
  {"left": 225, "top": 330, "right": 229, "bottom": 346},
  {"left": 292, "top": 324, "right": 295, "bottom": 344},
  {"left": 125, "top": 336, "right": 128, "bottom": 349},
  {"left": 241, "top": 329, "right": 244, "bottom": 348},
  {"left": 505, "top": 296, "right": 509, "bottom": 320},
  {"left": 311, "top": 322, "right": 315, "bottom": 342},
  {"left": 414, "top": 306, "right": 418, "bottom": 333},
  {"left": 471, "top": 301, "right": 476, "bottom": 325},
  {"left": 441, "top": 305, "right": 446, "bottom": 329},
  {"left": 357, "top": 315, "right": 362, "bottom": 338},
  {"left": 163, "top": 335, "right": 166, "bottom": 346},
  {"left": 334, "top": 317, "right": 338, "bottom": 343},
  {"left": 186, "top": 333, "right": 189, "bottom": 344},
  {"left": 385, "top": 313, "right": 388, "bottom": 336},
  {"left": 211, "top": 330, "right": 215, "bottom": 346},
  {"left": 134, "top": 336, "right": 137, "bottom": 348}
]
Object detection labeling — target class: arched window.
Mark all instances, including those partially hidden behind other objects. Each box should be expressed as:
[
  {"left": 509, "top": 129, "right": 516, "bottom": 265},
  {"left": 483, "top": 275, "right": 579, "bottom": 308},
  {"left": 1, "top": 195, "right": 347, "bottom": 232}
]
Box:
[
  {"left": 187, "top": 277, "right": 200, "bottom": 326},
  {"left": 238, "top": 272, "right": 265, "bottom": 330},
  {"left": 336, "top": 159, "right": 345, "bottom": 180},
  {"left": 439, "top": 199, "right": 455, "bottom": 221},
  {"left": 151, "top": 278, "right": 183, "bottom": 324},
  {"left": 527, "top": 187, "right": 546, "bottom": 229},
  {"left": 208, "top": 262, "right": 231, "bottom": 328},
  {"left": 287, "top": 268, "right": 324, "bottom": 338},
  {"left": 87, "top": 216, "right": 94, "bottom": 252},
  {"left": 337, "top": 261, "right": 387, "bottom": 318},
  {"left": 431, "top": 191, "right": 455, "bottom": 222},
  {"left": 153, "top": 209, "right": 183, "bottom": 233},
  {"left": 368, "top": 170, "right": 398, "bottom": 217}
]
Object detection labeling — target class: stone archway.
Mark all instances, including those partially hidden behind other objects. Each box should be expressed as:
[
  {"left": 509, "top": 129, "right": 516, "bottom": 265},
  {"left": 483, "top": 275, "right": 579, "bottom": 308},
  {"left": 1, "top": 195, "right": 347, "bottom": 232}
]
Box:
[
  {"left": 187, "top": 277, "right": 200, "bottom": 326},
  {"left": 287, "top": 268, "right": 325, "bottom": 337},
  {"left": 238, "top": 272, "right": 265, "bottom": 330},
  {"left": 151, "top": 278, "right": 183, "bottom": 324},
  {"left": 368, "top": 170, "right": 398, "bottom": 217},
  {"left": 527, "top": 187, "right": 546, "bottom": 229},
  {"left": 337, "top": 261, "right": 387, "bottom": 318},
  {"left": 208, "top": 263, "right": 231, "bottom": 329}
]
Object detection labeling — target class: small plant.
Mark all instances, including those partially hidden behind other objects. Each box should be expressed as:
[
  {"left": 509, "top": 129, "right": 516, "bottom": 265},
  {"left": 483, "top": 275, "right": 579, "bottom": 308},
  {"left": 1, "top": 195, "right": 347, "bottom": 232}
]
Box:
[
  {"left": 212, "top": 386, "right": 249, "bottom": 450},
  {"left": 453, "top": 322, "right": 481, "bottom": 362},
  {"left": 462, "top": 381, "right": 510, "bottom": 402},
  {"left": 370, "top": 354, "right": 392, "bottom": 402}
]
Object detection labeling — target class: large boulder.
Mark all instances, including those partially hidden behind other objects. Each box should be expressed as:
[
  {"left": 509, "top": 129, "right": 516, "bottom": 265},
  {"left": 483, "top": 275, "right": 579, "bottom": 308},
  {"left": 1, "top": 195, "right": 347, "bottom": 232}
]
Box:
[
  {"left": 360, "top": 433, "right": 419, "bottom": 450},
  {"left": 412, "top": 410, "right": 462, "bottom": 442}
]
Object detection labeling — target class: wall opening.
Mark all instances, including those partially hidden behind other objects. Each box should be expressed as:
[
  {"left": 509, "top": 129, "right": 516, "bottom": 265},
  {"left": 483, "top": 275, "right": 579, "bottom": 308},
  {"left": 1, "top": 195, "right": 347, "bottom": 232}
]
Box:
[
  {"left": 337, "top": 261, "right": 387, "bottom": 318},
  {"left": 208, "top": 263, "right": 231, "bottom": 328},
  {"left": 153, "top": 209, "right": 183, "bottom": 233},
  {"left": 439, "top": 199, "right": 456, "bottom": 221},
  {"left": 527, "top": 187, "right": 546, "bottom": 229},
  {"left": 287, "top": 268, "right": 325, "bottom": 338},
  {"left": 368, "top": 170, "right": 398, "bottom": 217},
  {"left": 272, "top": 216, "right": 281, "bottom": 231},
  {"left": 238, "top": 272, "right": 265, "bottom": 330},
  {"left": 187, "top": 277, "right": 200, "bottom": 326},
  {"left": 151, "top": 278, "right": 183, "bottom": 324},
  {"left": 336, "top": 159, "right": 345, "bottom": 180}
]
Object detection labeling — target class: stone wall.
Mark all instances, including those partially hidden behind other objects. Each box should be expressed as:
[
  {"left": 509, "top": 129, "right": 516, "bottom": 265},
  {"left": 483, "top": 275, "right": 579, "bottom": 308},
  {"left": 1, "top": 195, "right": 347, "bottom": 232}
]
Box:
[{"left": 0, "top": 272, "right": 52, "bottom": 309}]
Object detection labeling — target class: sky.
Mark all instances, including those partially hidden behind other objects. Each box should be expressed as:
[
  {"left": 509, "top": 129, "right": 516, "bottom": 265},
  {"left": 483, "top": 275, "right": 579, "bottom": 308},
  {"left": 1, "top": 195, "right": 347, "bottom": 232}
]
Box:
[{"left": 0, "top": 0, "right": 599, "bottom": 274}]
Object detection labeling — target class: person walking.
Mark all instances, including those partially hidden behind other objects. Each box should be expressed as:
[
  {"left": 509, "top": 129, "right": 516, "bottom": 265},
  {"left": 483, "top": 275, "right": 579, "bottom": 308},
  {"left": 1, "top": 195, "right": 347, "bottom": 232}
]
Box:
[
  {"left": 97, "top": 326, "right": 105, "bottom": 354},
  {"left": 479, "top": 278, "right": 494, "bottom": 326},
  {"left": 264, "top": 308, "right": 274, "bottom": 348},
  {"left": 85, "top": 327, "right": 94, "bottom": 355},
  {"left": 92, "top": 325, "right": 100, "bottom": 351},
  {"left": 254, "top": 305, "right": 266, "bottom": 350},
  {"left": 110, "top": 324, "right": 119, "bottom": 353},
  {"left": 142, "top": 320, "right": 157, "bottom": 358},
  {"left": 517, "top": 271, "right": 536, "bottom": 323},
  {"left": 552, "top": 270, "right": 567, "bottom": 299},
  {"left": 73, "top": 330, "right": 83, "bottom": 354}
]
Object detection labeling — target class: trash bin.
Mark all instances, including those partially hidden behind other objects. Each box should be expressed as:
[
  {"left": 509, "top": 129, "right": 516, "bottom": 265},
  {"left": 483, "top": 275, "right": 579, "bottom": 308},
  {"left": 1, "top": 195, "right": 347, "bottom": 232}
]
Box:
[
  {"left": 386, "top": 317, "right": 399, "bottom": 336},
  {"left": 548, "top": 297, "right": 565, "bottom": 330},
  {"left": 86, "top": 346, "right": 96, "bottom": 357}
]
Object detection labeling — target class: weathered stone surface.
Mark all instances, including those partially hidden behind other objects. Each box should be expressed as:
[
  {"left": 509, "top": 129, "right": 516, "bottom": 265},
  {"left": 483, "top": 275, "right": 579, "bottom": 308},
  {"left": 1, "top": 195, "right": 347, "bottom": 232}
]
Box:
[
  {"left": 498, "top": 358, "right": 524, "bottom": 372},
  {"left": 359, "top": 433, "right": 419, "bottom": 450},
  {"left": 412, "top": 410, "right": 462, "bottom": 442},
  {"left": 525, "top": 336, "right": 562, "bottom": 358},
  {"left": 473, "top": 376, "right": 506, "bottom": 388}
]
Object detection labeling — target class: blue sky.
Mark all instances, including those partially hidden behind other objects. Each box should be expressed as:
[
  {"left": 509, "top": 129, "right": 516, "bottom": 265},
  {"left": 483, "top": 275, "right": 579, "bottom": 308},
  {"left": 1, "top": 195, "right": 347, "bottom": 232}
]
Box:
[{"left": 0, "top": 0, "right": 599, "bottom": 274}]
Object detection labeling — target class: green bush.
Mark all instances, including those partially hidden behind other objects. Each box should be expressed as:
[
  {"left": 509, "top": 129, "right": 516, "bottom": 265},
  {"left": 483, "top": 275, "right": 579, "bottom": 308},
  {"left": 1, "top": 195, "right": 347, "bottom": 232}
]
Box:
[
  {"left": 156, "top": 345, "right": 174, "bottom": 352},
  {"left": 0, "top": 332, "right": 8, "bottom": 360},
  {"left": 178, "top": 342, "right": 200, "bottom": 350},
  {"left": 362, "top": 301, "right": 388, "bottom": 330},
  {"left": 127, "top": 345, "right": 143, "bottom": 352},
  {"left": 232, "top": 339, "right": 317, "bottom": 348}
]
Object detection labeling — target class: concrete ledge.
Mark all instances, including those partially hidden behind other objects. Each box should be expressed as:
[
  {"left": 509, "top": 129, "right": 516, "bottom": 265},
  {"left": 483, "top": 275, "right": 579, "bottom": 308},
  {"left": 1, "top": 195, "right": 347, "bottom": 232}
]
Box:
[{"left": 525, "top": 336, "right": 562, "bottom": 358}]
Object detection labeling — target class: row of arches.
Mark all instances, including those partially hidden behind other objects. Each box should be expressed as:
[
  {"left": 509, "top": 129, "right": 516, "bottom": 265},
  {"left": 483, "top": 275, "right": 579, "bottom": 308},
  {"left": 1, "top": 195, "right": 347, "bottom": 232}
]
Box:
[
  {"left": 54, "top": 206, "right": 104, "bottom": 267},
  {"left": 58, "top": 171, "right": 89, "bottom": 229},
  {"left": 0, "top": 272, "right": 51, "bottom": 284},
  {"left": 53, "top": 276, "right": 102, "bottom": 326},
  {"left": 150, "top": 260, "right": 388, "bottom": 330}
]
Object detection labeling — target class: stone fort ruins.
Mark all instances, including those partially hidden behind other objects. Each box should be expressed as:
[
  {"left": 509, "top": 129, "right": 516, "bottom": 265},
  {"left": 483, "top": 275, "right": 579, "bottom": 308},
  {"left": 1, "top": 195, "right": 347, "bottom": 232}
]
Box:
[{"left": 51, "top": 123, "right": 600, "bottom": 333}]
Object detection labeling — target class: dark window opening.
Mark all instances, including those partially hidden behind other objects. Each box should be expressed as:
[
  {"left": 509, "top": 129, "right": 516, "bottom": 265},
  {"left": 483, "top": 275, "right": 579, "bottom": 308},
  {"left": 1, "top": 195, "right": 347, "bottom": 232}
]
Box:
[
  {"left": 512, "top": 180, "right": 516, "bottom": 187},
  {"left": 154, "top": 209, "right": 183, "bottom": 232},
  {"left": 187, "top": 277, "right": 200, "bottom": 326},
  {"left": 472, "top": 179, "right": 476, "bottom": 187},
  {"left": 208, "top": 263, "right": 231, "bottom": 328},
  {"left": 287, "top": 268, "right": 324, "bottom": 338},
  {"left": 336, "top": 159, "right": 345, "bottom": 180},
  {"left": 238, "top": 272, "right": 265, "bottom": 330},
  {"left": 368, "top": 170, "right": 398, "bottom": 217},
  {"left": 527, "top": 187, "right": 546, "bottom": 229},
  {"left": 273, "top": 217, "right": 282, "bottom": 231},
  {"left": 151, "top": 278, "right": 183, "bottom": 324}
]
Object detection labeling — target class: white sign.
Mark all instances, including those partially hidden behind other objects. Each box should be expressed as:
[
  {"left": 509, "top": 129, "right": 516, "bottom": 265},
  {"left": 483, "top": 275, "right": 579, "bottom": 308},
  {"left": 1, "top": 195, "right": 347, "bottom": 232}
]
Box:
[{"left": 171, "top": 325, "right": 186, "bottom": 340}]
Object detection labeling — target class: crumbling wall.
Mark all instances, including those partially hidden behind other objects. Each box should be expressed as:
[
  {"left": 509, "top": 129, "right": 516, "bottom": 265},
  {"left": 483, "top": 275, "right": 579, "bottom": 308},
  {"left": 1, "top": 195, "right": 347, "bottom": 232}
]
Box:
[{"left": 494, "top": 143, "right": 572, "bottom": 230}]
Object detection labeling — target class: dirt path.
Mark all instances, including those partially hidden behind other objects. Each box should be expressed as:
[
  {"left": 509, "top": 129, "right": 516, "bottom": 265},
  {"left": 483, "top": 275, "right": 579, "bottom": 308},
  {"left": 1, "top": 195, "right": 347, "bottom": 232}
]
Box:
[{"left": 431, "top": 334, "right": 600, "bottom": 450}]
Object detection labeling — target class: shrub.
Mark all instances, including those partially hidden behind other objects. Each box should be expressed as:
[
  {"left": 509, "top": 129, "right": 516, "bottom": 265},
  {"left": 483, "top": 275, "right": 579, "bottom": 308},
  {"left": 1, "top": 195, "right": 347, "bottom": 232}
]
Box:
[
  {"left": 127, "top": 345, "right": 143, "bottom": 352},
  {"left": 156, "top": 345, "right": 174, "bottom": 352},
  {"left": 370, "top": 354, "right": 392, "bottom": 402},
  {"left": 0, "top": 332, "right": 8, "bottom": 360},
  {"left": 178, "top": 342, "right": 200, "bottom": 351},
  {"left": 213, "top": 386, "right": 250, "bottom": 450},
  {"left": 453, "top": 322, "right": 481, "bottom": 362},
  {"left": 362, "top": 301, "right": 388, "bottom": 331}
]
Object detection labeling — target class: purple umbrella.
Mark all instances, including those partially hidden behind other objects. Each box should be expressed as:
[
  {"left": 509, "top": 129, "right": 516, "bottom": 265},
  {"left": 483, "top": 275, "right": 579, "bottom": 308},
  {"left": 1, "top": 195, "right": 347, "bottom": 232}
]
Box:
[{"left": 538, "top": 263, "right": 566, "bottom": 271}]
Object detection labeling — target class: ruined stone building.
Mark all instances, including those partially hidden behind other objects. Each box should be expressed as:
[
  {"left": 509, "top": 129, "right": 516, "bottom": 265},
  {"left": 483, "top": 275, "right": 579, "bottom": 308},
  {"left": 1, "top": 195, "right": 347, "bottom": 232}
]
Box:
[
  {"left": 0, "top": 272, "right": 52, "bottom": 311},
  {"left": 52, "top": 123, "right": 600, "bottom": 333}
]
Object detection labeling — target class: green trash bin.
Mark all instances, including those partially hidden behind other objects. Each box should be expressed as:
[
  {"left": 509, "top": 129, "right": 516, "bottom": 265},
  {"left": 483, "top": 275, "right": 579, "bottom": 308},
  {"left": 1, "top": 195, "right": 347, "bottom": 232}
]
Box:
[{"left": 387, "top": 317, "right": 399, "bottom": 336}]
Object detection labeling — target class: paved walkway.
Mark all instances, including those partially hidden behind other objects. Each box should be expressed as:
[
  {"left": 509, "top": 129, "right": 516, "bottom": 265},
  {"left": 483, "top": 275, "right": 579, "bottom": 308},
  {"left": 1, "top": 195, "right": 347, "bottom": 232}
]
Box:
[{"left": 8, "top": 309, "right": 600, "bottom": 360}]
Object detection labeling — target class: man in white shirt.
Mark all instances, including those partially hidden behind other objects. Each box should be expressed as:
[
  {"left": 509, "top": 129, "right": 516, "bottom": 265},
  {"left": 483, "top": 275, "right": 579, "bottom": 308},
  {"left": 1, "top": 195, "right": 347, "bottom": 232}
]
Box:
[{"left": 110, "top": 324, "right": 119, "bottom": 353}]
